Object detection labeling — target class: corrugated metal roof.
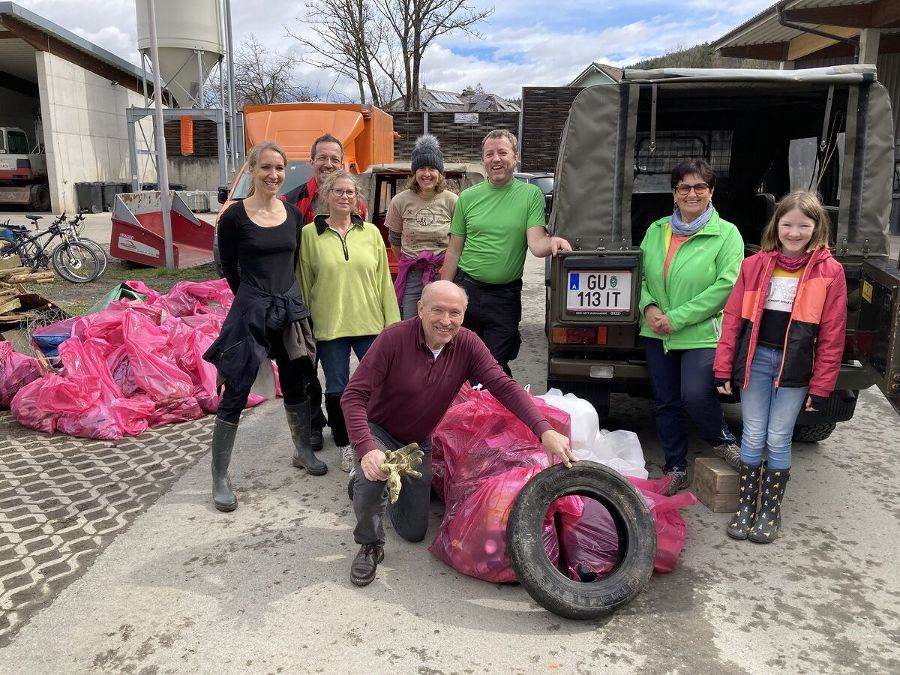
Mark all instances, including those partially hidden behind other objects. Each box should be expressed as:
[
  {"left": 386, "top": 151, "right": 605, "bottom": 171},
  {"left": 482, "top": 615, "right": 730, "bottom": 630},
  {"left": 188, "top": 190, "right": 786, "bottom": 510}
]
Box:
[
  {"left": 0, "top": 0, "right": 144, "bottom": 80},
  {"left": 715, "top": 0, "right": 890, "bottom": 47},
  {"left": 712, "top": 0, "right": 900, "bottom": 60}
]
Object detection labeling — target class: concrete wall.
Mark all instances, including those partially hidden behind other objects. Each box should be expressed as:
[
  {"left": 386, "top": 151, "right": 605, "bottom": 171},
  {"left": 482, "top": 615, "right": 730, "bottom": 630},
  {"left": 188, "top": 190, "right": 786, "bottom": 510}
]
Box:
[
  {"left": 36, "top": 51, "right": 154, "bottom": 212},
  {"left": 0, "top": 87, "right": 41, "bottom": 144},
  {"left": 167, "top": 156, "right": 219, "bottom": 191}
]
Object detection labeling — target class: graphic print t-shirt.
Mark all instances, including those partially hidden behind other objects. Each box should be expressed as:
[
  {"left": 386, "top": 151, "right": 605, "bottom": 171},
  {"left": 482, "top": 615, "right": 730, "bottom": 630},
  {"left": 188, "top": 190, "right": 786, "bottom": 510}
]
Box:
[{"left": 757, "top": 266, "right": 805, "bottom": 349}]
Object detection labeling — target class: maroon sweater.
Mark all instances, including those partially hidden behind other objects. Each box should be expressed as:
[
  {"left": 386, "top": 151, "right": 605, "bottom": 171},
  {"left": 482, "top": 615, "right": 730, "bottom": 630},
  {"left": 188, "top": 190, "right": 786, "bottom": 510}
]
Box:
[{"left": 341, "top": 318, "right": 553, "bottom": 459}]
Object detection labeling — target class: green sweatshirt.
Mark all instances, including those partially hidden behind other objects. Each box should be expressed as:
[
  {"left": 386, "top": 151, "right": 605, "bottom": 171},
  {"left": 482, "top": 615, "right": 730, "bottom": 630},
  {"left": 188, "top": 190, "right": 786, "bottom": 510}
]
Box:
[
  {"left": 299, "top": 217, "right": 400, "bottom": 341},
  {"left": 638, "top": 210, "right": 744, "bottom": 350}
]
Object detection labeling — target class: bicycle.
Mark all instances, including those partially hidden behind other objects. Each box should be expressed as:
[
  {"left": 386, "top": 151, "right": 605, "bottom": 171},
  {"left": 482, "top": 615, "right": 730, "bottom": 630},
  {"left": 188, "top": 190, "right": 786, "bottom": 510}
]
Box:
[
  {"left": 0, "top": 213, "right": 102, "bottom": 283},
  {"left": 62, "top": 211, "right": 109, "bottom": 277}
]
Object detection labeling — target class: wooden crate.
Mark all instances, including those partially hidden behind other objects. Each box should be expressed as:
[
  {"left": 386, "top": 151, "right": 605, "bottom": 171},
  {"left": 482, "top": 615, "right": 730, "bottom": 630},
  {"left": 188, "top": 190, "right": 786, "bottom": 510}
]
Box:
[{"left": 694, "top": 457, "right": 740, "bottom": 513}]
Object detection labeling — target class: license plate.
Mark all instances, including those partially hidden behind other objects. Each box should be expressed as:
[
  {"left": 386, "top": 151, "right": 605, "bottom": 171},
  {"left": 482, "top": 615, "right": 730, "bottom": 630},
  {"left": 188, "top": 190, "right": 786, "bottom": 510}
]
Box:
[{"left": 566, "top": 271, "right": 631, "bottom": 314}]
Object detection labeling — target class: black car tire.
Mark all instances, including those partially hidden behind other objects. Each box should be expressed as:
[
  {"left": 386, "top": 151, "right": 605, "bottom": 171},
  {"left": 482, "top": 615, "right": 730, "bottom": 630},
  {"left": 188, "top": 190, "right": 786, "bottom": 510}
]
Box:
[
  {"left": 507, "top": 462, "right": 656, "bottom": 620},
  {"left": 792, "top": 423, "right": 837, "bottom": 443}
]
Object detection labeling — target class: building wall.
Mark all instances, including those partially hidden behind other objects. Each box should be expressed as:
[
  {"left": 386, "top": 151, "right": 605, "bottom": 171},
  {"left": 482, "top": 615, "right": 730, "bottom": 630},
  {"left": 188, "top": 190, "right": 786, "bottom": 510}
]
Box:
[
  {"left": 36, "top": 51, "right": 152, "bottom": 212},
  {"left": 162, "top": 119, "right": 221, "bottom": 190},
  {"left": 0, "top": 87, "right": 41, "bottom": 143},
  {"left": 520, "top": 87, "right": 583, "bottom": 173},
  {"left": 389, "top": 111, "right": 521, "bottom": 163},
  {"left": 571, "top": 71, "right": 616, "bottom": 87},
  {"left": 167, "top": 156, "right": 219, "bottom": 191}
]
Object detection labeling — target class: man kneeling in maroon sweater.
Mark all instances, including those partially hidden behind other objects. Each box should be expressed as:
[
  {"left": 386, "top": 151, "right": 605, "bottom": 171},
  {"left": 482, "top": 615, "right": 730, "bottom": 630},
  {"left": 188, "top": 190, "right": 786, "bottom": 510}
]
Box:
[{"left": 341, "top": 279, "right": 575, "bottom": 587}]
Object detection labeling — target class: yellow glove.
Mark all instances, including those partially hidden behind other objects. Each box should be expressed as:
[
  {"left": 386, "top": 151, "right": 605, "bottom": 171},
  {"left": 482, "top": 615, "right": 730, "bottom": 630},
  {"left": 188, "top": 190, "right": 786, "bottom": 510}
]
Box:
[{"left": 380, "top": 442, "right": 424, "bottom": 503}]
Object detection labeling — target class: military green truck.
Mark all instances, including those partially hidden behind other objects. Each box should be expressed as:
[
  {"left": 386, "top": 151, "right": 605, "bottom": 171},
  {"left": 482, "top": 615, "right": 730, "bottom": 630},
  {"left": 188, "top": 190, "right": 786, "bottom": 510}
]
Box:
[{"left": 546, "top": 64, "right": 900, "bottom": 441}]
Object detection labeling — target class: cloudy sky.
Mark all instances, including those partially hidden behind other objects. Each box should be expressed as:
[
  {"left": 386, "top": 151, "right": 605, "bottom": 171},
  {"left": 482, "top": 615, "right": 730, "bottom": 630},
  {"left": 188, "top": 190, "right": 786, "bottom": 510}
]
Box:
[{"left": 16, "top": 0, "right": 774, "bottom": 100}]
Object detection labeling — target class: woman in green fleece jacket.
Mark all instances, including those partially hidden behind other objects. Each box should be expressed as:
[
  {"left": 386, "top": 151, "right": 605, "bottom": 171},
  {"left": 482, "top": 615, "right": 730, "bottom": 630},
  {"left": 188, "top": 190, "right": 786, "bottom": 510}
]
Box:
[
  {"left": 638, "top": 159, "right": 744, "bottom": 495},
  {"left": 299, "top": 170, "right": 400, "bottom": 473}
]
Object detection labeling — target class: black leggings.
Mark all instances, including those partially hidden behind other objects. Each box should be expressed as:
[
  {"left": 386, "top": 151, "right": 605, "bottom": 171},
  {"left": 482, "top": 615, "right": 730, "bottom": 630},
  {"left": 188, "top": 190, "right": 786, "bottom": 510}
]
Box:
[{"left": 216, "top": 329, "right": 313, "bottom": 424}]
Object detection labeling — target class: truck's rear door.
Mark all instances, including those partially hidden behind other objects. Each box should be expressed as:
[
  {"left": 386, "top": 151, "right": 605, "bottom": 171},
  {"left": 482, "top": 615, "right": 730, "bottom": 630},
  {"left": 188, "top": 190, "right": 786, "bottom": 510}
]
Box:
[{"left": 858, "top": 258, "right": 900, "bottom": 414}]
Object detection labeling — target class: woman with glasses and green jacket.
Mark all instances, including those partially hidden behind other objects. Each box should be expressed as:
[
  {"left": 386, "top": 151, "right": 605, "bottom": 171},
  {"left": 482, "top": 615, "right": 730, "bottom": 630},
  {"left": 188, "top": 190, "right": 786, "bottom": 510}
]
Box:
[
  {"left": 638, "top": 159, "right": 745, "bottom": 495},
  {"left": 299, "top": 170, "right": 400, "bottom": 474}
]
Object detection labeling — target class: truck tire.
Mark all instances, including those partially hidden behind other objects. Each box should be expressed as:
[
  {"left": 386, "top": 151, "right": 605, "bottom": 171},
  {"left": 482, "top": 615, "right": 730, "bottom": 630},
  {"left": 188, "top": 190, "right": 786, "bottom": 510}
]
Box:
[
  {"left": 792, "top": 423, "right": 836, "bottom": 443},
  {"left": 507, "top": 462, "right": 656, "bottom": 620},
  {"left": 29, "top": 184, "right": 50, "bottom": 212}
]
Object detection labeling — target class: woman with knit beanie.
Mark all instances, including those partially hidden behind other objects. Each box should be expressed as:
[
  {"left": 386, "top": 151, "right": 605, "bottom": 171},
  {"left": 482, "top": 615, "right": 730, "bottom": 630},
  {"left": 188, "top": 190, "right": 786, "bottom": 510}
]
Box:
[{"left": 387, "top": 134, "right": 458, "bottom": 318}]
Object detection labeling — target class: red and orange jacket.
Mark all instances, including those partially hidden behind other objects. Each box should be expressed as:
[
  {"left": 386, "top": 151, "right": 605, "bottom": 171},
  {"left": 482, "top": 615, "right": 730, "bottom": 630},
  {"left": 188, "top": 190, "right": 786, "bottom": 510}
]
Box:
[
  {"left": 713, "top": 248, "right": 847, "bottom": 398},
  {"left": 281, "top": 177, "right": 368, "bottom": 225}
]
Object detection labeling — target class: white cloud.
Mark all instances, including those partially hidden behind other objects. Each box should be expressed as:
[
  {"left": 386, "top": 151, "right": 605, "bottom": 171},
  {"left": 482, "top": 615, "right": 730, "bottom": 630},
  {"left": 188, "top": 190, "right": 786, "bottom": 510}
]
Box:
[{"left": 13, "top": 0, "right": 775, "bottom": 101}]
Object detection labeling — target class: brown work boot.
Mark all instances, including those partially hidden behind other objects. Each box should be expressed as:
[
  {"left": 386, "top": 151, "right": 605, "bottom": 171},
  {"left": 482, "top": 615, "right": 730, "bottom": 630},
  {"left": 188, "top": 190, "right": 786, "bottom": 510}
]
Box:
[{"left": 350, "top": 543, "right": 384, "bottom": 587}]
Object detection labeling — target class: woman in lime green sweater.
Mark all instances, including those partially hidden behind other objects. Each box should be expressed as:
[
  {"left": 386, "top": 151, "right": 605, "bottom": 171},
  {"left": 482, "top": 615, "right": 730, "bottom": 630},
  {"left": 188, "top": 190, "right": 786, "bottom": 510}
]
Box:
[
  {"left": 300, "top": 170, "right": 400, "bottom": 472},
  {"left": 638, "top": 159, "right": 744, "bottom": 494}
]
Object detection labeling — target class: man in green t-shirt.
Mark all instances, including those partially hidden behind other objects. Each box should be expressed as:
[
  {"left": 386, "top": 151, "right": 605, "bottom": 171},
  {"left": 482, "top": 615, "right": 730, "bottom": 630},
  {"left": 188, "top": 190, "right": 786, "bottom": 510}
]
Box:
[{"left": 441, "top": 129, "right": 571, "bottom": 376}]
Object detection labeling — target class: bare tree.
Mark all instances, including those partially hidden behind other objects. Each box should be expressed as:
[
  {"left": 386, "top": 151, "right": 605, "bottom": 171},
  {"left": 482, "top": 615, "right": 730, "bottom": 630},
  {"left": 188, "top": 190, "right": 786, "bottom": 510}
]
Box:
[
  {"left": 374, "top": 0, "right": 493, "bottom": 110},
  {"left": 231, "top": 35, "right": 313, "bottom": 105},
  {"left": 288, "top": 0, "right": 493, "bottom": 110},
  {"left": 287, "top": 0, "right": 391, "bottom": 106}
]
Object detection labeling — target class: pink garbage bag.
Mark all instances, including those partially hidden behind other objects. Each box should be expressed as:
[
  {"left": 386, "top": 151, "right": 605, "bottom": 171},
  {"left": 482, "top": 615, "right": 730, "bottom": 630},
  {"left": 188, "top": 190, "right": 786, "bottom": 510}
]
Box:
[
  {"left": 0, "top": 342, "right": 44, "bottom": 408},
  {"left": 628, "top": 476, "right": 696, "bottom": 573},
  {"left": 431, "top": 386, "right": 571, "bottom": 522},
  {"left": 429, "top": 465, "right": 580, "bottom": 583},
  {"left": 10, "top": 377, "right": 57, "bottom": 434},
  {"left": 558, "top": 496, "right": 621, "bottom": 580}
]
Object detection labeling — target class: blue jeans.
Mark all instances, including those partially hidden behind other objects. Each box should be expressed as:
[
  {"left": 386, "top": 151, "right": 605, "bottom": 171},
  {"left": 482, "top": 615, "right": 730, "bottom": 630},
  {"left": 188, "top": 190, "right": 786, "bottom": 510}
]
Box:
[
  {"left": 738, "top": 345, "right": 808, "bottom": 470},
  {"left": 643, "top": 338, "right": 736, "bottom": 472},
  {"left": 316, "top": 335, "right": 377, "bottom": 395}
]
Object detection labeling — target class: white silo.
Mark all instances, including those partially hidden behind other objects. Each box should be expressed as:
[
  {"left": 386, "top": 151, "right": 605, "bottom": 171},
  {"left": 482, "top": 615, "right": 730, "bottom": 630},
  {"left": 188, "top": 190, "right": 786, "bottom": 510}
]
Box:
[{"left": 135, "top": 0, "right": 224, "bottom": 108}]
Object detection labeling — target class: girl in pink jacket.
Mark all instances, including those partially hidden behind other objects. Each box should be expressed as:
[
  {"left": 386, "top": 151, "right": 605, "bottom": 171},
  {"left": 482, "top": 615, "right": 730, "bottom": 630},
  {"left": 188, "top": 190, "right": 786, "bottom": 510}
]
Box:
[{"left": 714, "top": 191, "right": 847, "bottom": 543}]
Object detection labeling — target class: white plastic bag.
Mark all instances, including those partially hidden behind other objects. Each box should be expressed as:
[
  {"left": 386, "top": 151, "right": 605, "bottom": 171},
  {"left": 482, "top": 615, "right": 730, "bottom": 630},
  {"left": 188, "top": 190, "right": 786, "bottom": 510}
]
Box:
[
  {"left": 537, "top": 388, "right": 598, "bottom": 452},
  {"left": 587, "top": 429, "right": 648, "bottom": 479},
  {"left": 538, "top": 388, "right": 648, "bottom": 479}
]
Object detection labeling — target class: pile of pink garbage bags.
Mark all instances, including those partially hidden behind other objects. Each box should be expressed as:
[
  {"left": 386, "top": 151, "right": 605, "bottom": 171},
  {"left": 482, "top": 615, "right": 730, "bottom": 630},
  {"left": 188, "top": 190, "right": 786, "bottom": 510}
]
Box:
[
  {"left": 0, "top": 281, "right": 696, "bottom": 576},
  {"left": 429, "top": 386, "right": 696, "bottom": 582},
  {"left": 0, "top": 279, "right": 271, "bottom": 439}
]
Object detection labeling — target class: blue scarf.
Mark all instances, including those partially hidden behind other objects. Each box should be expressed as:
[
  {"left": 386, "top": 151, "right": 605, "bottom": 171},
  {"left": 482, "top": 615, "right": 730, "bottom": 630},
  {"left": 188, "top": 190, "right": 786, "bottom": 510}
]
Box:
[{"left": 671, "top": 203, "right": 713, "bottom": 236}]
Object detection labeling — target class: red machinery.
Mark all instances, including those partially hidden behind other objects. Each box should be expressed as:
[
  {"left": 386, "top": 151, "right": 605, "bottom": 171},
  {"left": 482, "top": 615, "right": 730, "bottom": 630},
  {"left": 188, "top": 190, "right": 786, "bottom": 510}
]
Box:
[{"left": 110, "top": 191, "right": 214, "bottom": 268}]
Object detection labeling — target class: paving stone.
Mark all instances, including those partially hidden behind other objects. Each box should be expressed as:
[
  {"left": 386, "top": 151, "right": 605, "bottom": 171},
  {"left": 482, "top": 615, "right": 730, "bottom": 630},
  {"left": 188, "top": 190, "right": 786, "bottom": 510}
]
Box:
[{"left": 0, "top": 411, "right": 213, "bottom": 647}]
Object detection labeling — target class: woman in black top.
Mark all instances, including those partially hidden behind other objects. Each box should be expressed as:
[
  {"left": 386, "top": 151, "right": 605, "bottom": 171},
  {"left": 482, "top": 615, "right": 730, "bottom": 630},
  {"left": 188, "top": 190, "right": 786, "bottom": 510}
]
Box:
[{"left": 204, "top": 140, "right": 326, "bottom": 513}]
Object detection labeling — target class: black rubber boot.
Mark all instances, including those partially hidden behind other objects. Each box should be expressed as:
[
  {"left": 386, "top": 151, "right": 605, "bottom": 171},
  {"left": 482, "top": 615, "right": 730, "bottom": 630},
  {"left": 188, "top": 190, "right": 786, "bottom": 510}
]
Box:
[
  {"left": 310, "top": 426, "right": 324, "bottom": 453},
  {"left": 325, "top": 393, "right": 349, "bottom": 447},
  {"left": 285, "top": 399, "right": 327, "bottom": 475},
  {"left": 748, "top": 465, "right": 790, "bottom": 544},
  {"left": 211, "top": 418, "right": 238, "bottom": 512},
  {"left": 726, "top": 462, "right": 761, "bottom": 540},
  {"left": 308, "top": 376, "right": 327, "bottom": 451}
]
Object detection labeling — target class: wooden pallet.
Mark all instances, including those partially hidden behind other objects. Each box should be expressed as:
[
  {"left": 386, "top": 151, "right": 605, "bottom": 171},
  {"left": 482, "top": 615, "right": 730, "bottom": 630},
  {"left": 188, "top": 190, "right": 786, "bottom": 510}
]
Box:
[
  {"left": 694, "top": 457, "right": 740, "bottom": 513},
  {"left": 0, "top": 268, "right": 55, "bottom": 284},
  {"left": 0, "top": 278, "right": 62, "bottom": 326}
]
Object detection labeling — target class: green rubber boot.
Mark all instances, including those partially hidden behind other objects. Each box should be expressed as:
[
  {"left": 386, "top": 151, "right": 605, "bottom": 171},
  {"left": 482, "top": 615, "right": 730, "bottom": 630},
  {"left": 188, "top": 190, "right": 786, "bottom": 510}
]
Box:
[
  {"left": 211, "top": 418, "right": 238, "bottom": 512},
  {"left": 285, "top": 399, "right": 327, "bottom": 476}
]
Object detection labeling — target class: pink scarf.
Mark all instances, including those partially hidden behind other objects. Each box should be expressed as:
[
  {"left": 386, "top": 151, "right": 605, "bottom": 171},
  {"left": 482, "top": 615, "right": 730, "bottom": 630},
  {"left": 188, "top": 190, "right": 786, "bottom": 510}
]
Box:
[{"left": 776, "top": 251, "right": 812, "bottom": 272}]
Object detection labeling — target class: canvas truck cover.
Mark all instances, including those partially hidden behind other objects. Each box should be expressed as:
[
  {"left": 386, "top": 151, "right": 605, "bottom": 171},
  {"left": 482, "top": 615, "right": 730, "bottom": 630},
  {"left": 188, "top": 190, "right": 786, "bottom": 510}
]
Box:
[
  {"left": 551, "top": 64, "right": 894, "bottom": 257},
  {"left": 242, "top": 102, "right": 394, "bottom": 172}
]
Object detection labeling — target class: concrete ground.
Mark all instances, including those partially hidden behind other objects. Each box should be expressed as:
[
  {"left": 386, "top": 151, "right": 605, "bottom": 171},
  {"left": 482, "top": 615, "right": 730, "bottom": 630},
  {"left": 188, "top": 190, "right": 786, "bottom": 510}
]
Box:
[{"left": 0, "top": 214, "right": 899, "bottom": 673}]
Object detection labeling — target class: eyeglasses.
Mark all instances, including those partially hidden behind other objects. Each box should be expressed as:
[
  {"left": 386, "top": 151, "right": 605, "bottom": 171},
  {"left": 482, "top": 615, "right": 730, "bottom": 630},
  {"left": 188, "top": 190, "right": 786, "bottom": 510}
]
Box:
[
  {"left": 314, "top": 155, "right": 342, "bottom": 164},
  {"left": 330, "top": 188, "right": 357, "bottom": 197},
  {"left": 675, "top": 183, "right": 710, "bottom": 196}
]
